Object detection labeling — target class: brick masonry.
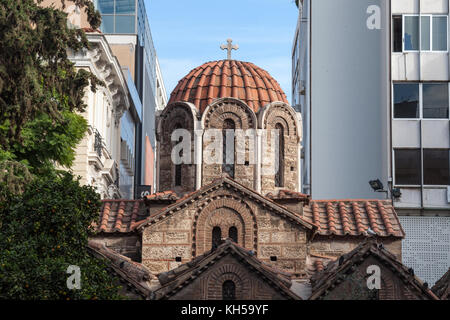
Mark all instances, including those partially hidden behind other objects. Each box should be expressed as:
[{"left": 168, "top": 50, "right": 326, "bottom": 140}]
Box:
[{"left": 169, "top": 255, "right": 287, "bottom": 300}]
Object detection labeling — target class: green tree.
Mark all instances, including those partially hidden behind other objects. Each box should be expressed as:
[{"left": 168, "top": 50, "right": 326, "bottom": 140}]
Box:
[
  {"left": 0, "top": 172, "right": 122, "bottom": 299},
  {"left": 0, "top": 0, "right": 103, "bottom": 191},
  {"left": 0, "top": 0, "right": 123, "bottom": 299}
]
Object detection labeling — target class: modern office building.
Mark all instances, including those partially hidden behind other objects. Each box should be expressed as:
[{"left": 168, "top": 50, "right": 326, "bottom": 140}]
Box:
[
  {"left": 293, "top": 0, "right": 450, "bottom": 284},
  {"left": 94, "top": 0, "right": 168, "bottom": 196}
]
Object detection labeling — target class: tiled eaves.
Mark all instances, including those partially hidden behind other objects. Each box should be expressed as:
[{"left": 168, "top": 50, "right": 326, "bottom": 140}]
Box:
[
  {"left": 87, "top": 240, "right": 153, "bottom": 298},
  {"left": 303, "top": 199, "right": 405, "bottom": 238},
  {"left": 97, "top": 199, "right": 147, "bottom": 234}
]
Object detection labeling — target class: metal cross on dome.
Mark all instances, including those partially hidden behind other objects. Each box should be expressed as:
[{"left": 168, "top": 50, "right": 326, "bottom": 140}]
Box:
[{"left": 220, "top": 39, "right": 239, "bottom": 60}]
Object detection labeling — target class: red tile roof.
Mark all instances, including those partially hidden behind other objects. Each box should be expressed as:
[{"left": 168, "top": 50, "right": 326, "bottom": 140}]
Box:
[
  {"left": 168, "top": 60, "right": 288, "bottom": 113},
  {"left": 97, "top": 200, "right": 148, "bottom": 233},
  {"left": 87, "top": 240, "right": 153, "bottom": 298},
  {"left": 303, "top": 200, "right": 405, "bottom": 238}
]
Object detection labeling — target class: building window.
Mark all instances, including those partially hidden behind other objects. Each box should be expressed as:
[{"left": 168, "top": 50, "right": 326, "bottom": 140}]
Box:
[
  {"left": 275, "top": 123, "right": 285, "bottom": 187},
  {"left": 404, "top": 16, "right": 419, "bottom": 51},
  {"left": 433, "top": 16, "right": 448, "bottom": 51},
  {"left": 222, "top": 280, "right": 236, "bottom": 300},
  {"left": 403, "top": 15, "right": 448, "bottom": 52},
  {"left": 423, "top": 83, "right": 449, "bottom": 118},
  {"left": 222, "top": 119, "right": 235, "bottom": 178},
  {"left": 394, "top": 83, "right": 449, "bottom": 119},
  {"left": 228, "top": 226, "right": 238, "bottom": 243},
  {"left": 96, "top": 0, "right": 136, "bottom": 33},
  {"left": 115, "top": 15, "right": 136, "bottom": 33},
  {"left": 393, "top": 83, "right": 419, "bottom": 118},
  {"left": 115, "top": 0, "right": 135, "bottom": 14},
  {"left": 394, "top": 149, "right": 421, "bottom": 185},
  {"left": 212, "top": 227, "right": 222, "bottom": 248},
  {"left": 98, "top": 0, "right": 114, "bottom": 14},
  {"left": 423, "top": 149, "right": 450, "bottom": 185},
  {"left": 393, "top": 15, "right": 403, "bottom": 52},
  {"left": 175, "top": 164, "right": 182, "bottom": 186}
]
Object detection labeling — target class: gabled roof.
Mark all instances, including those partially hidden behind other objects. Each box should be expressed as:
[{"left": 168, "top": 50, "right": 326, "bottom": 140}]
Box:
[
  {"left": 309, "top": 239, "right": 439, "bottom": 300},
  {"left": 432, "top": 268, "right": 450, "bottom": 300},
  {"left": 87, "top": 240, "right": 154, "bottom": 298},
  {"left": 96, "top": 200, "right": 148, "bottom": 233},
  {"left": 135, "top": 176, "right": 317, "bottom": 234},
  {"left": 152, "top": 239, "right": 301, "bottom": 300},
  {"left": 303, "top": 200, "right": 405, "bottom": 238}
]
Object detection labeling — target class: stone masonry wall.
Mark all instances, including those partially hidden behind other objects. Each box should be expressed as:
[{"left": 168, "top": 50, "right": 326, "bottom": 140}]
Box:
[
  {"left": 169, "top": 255, "right": 288, "bottom": 300},
  {"left": 310, "top": 237, "right": 402, "bottom": 261},
  {"left": 141, "top": 186, "right": 309, "bottom": 275}
]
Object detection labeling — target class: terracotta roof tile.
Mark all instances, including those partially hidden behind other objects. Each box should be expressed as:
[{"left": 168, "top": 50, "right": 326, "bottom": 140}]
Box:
[
  {"left": 97, "top": 200, "right": 148, "bottom": 233},
  {"left": 303, "top": 200, "right": 405, "bottom": 238},
  {"left": 168, "top": 60, "right": 288, "bottom": 113}
]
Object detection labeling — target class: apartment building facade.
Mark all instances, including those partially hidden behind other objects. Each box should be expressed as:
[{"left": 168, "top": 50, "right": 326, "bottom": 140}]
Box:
[
  {"left": 293, "top": 0, "right": 450, "bottom": 284},
  {"left": 94, "top": 0, "right": 167, "bottom": 196}
]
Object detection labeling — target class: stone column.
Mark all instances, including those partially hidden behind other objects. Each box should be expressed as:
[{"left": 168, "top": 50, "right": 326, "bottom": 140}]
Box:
[
  {"left": 194, "top": 129, "right": 203, "bottom": 190},
  {"left": 255, "top": 129, "right": 262, "bottom": 193}
]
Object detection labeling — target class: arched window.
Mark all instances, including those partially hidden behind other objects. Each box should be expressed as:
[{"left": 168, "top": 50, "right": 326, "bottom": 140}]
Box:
[
  {"left": 228, "top": 226, "right": 238, "bottom": 243},
  {"left": 212, "top": 226, "right": 222, "bottom": 248},
  {"left": 274, "top": 123, "right": 284, "bottom": 187},
  {"left": 222, "top": 280, "right": 236, "bottom": 300},
  {"left": 222, "top": 119, "right": 235, "bottom": 178},
  {"left": 174, "top": 123, "right": 182, "bottom": 186}
]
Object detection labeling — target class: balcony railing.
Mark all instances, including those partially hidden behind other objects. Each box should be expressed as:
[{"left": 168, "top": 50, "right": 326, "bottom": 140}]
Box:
[{"left": 93, "top": 128, "right": 103, "bottom": 157}]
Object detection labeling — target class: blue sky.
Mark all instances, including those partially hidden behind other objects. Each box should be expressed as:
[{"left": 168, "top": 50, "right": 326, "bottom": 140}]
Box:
[{"left": 145, "top": 0, "right": 299, "bottom": 103}]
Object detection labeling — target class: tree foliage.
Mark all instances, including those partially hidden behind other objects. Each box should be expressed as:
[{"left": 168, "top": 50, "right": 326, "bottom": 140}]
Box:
[
  {"left": 0, "top": 172, "right": 123, "bottom": 299},
  {"left": 0, "top": 0, "right": 101, "bottom": 149},
  {"left": 0, "top": 1, "right": 123, "bottom": 299}
]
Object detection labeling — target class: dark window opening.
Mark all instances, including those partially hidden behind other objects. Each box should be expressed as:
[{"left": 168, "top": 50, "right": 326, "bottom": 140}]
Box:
[
  {"left": 393, "top": 15, "right": 403, "bottom": 52},
  {"left": 175, "top": 164, "right": 182, "bottom": 186},
  {"left": 423, "top": 83, "right": 449, "bottom": 119},
  {"left": 394, "top": 149, "right": 421, "bottom": 185},
  {"left": 270, "top": 256, "right": 277, "bottom": 262},
  {"left": 394, "top": 83, "right": 419, "bottom": 118},
  {"left": 424, "top": 149, "right": 450, "bottom": 185},
  {"left": 174, "top": 123, "right": 183, "bottom": 186},
  {"left": 275, "top": 123, "right": 285, "bottom": 187},
  {"left": 175, "top": 256, "right": 182, "bottom": 262},
  {"left": 222, "top": 119, "right": 235, "bottom": 178},
  {"left": 228, "top": 226, "right": 238, "bottom": 243},
  {"left": 222, "top": 280, "right": 236, "bottom": 300},
  {"left": 212, "top": 227, "right": 222, "bottom": 248}
]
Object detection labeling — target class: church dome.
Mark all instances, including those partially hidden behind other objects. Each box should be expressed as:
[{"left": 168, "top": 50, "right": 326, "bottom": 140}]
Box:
[{"left": 168, "top": 60, "right": 288, "bottom": 113}]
